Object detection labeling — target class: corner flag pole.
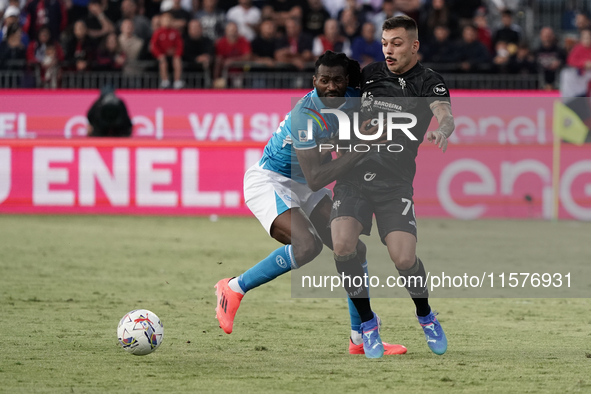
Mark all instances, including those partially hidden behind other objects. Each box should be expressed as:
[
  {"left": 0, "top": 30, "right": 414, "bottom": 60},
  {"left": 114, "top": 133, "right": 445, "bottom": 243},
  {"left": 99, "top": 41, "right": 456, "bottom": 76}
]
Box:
[{"left": 552, "top": 122, "right": 560, "bottom": 221}]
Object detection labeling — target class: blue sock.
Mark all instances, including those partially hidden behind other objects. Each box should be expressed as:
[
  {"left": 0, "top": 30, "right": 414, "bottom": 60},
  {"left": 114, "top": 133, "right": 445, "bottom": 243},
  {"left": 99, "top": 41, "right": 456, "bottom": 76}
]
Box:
[
  {"left": 237, "top": 245, "right": 297, "bottom": 293},
  {"left": 348, "top": 260, "right": 369, "bottom": 333}
]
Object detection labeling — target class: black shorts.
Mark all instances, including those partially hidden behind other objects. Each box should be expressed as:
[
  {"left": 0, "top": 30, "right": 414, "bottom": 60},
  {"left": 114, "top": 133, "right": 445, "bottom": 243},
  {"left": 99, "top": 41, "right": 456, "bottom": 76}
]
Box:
[{"left": 330, "top": 162, "right": 417, "bottom": 244}]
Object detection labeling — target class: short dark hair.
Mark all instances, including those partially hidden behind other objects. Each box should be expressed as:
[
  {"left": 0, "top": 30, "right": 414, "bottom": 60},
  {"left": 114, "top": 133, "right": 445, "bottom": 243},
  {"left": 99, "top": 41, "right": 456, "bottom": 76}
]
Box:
[
  {"left": 347, "top": 58, "right": 361, "bottom": 88},
  {"left": 382, "top": 15, "right": 418, "bottom": 36},
  {"left": 6, "top": 23, "right": 21, "bottom": 39},
  {"left": 501, "top": 9, "right": 513, "bottom": 17},
  {"left": 314, "top": 50, "right": 350, "bottom": 76}
]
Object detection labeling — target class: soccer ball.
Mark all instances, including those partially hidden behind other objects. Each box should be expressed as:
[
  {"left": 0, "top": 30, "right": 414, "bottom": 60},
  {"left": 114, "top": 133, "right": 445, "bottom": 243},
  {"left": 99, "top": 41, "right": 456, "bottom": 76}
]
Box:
[{"left": 117, "top": 309, "right": 164, "bottom": 355}]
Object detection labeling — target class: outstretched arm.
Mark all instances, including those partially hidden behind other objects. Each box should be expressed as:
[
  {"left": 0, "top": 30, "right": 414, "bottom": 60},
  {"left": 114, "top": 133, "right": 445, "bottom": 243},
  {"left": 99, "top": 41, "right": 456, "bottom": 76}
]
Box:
[{"left": 426, "top": 101, "right": 455, "bottom": 153}]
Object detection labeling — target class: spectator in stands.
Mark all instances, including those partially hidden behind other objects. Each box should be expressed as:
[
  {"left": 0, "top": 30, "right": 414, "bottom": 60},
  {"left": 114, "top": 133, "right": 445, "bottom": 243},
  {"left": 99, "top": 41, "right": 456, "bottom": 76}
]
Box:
[
  {"left": 351, "top": 21, "right": 380, "bottom": 66},
  {"left": 85, "top": 0, "right": 115, "bottom": 45},
  {"left": 507, "top": 43, "right": 537, "bottom": 75},
  {"left": 372, "top": 0, "right": 404, "bottom": 41},
  {"left": 575, "top": 12, "right": 591, "bottom": 34},
  {"left": 337, "top": 0, "right": 370, "bottom": 27},
  {"left": 419, "top": 0, "right": 459, "bottom": 42},
  {"left": 226, "top": 0, "right": 261, "bottom": 42},
  {"left": 65, "top": 19, "right": 94, "bottom": 71},
  {"left": 196, "top": 0, "right": 225, "bottom": 41},
  {"left": 535, "top": 27, "right": 566, "bottom": 90},
  {"left": 250, "top": 19, "right": 277, "bottom": 67},
  {"left": 275, "top": 17, "right": 312, "bottom": 70},
  {"left": 313, "top": 18, "right": 350, "bottom": 58},
  {"left": 150, "top": 11, "right": 184, "bottom": 88},
  {"left": 421, "top": 24, "right": 458, "bottom": 66},
  {"left": 567, "top": 29, "right": 591, "bottom": 73},
  {"left": 26, "top": 25, "right": 62, "bottom": 64},
  {"left": 456, "top": 24, "right": 491, "bottom": 72},
  {"left": 214, "top": 20, "right": 251, "bottom": 81},
  {"left": 492, "top": 40, "right": 510, "bottom": 73},
  {"left": 24, "top": 0, "right": 66, "bottom": 43},
  {"left": 169, "top": 0, "right": 192, "bottom": 33},
  {"left": 263, "top": 0, "right": 302, "bottom": 29},
  {"left": 183, "top": 19, "right": 214, "bottom": 70},
  {"left": 474, "top": 8, "right": 492, "bottom": 53},
  {"left": 118, "top": 18, "right": 143, "bottom": 75},
  {"left": 493, "top": 10, "right": 520, "bottom": 48},
  {"left": 321, "top": 0, "right": 344, "bottom": 20},
  {"left": 95, "top": 32, "right": 125, "bottom": 70},
  {"left": 119, "top": 0, "right": 151, "bottom": 42},
  {"left": 1, "top": 5, "right": 28, "bottom": 47},
  {"left": 302, "top": 0, "right": 329, "bottom": 37},
  {"left": 394, "top": 0, "right": 421, "bottom": 21},
  {"left": 159, "top": 0, "right": 194, "bottom": 14},
  {"left": 339, "top": 8, "right": 359, "bottom": 42},
  {"left": 0, "top": 23, "right": 26, "bottom": 69},
  {"left": 26, "top": 25, "right": 63, "bottom": 87}
]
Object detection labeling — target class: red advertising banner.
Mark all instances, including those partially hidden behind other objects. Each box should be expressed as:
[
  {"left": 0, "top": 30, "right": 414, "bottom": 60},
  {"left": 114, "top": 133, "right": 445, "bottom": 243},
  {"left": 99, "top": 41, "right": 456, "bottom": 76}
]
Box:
[
  {"left": 1, "top": 140, "right": 589, "bottom": 220},
  {"left": 0, "top": 90, "right": 560, "bottom": 144}
]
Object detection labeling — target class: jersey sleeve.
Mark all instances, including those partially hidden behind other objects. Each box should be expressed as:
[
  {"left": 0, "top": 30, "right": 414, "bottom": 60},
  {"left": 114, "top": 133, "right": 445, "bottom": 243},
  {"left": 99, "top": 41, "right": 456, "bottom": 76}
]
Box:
[
  {"left": 422, "top": 71, "right": 451, "bottom": 104},
  {"left": 289, "top": 103, "right": 323, "bottom": 150}
]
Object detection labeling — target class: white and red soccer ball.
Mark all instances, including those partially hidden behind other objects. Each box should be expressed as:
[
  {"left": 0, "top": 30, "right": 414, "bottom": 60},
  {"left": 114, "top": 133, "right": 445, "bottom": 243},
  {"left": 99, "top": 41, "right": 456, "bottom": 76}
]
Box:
[{"left": 117, "top": 309, "right": 164, "bottom": 355}]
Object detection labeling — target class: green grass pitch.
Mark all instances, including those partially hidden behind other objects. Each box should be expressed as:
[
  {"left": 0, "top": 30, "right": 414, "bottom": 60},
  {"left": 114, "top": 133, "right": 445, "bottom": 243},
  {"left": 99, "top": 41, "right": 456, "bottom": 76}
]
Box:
[{"left": 0, "top": 215, "right": 590, "bottom": 393}]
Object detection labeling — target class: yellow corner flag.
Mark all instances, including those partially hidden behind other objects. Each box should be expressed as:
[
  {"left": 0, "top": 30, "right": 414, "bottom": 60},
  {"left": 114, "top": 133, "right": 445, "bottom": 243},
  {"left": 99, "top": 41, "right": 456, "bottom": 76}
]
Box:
[{"left": 553, "top": 101, "right": 589, "bottom": 145}]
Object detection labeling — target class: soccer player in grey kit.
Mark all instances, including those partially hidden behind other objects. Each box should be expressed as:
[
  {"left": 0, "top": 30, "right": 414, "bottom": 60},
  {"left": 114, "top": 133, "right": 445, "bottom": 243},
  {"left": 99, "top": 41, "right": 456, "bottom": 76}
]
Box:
[{"left": 330, "top": 16, "right": 456, "bottom": 358}]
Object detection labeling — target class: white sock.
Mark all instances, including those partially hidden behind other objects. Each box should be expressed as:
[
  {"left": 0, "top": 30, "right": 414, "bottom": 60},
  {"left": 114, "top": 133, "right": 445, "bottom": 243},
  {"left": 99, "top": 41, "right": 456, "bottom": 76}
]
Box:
[
  {"left": 228, "top": 278, "right": 245, "bottom": 295},
  {"left": 351, "top": 330, "right": 363, "bottom": 345}
]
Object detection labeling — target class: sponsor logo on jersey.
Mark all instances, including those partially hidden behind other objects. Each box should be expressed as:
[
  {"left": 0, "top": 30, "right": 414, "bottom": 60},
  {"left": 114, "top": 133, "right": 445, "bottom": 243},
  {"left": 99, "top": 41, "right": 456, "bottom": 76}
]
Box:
[
  {"left": 298, "top": 129, "right": 310, "bottom": 142},
  {"left": 433, "top": 84, "right": 447, "bottom": 95}
]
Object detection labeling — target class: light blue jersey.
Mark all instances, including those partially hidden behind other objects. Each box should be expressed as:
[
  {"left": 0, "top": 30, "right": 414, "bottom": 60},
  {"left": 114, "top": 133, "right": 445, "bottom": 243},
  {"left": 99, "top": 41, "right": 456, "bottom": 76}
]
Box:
[{"left": 259, "top": 87, "right": 360, "bottom": 184}]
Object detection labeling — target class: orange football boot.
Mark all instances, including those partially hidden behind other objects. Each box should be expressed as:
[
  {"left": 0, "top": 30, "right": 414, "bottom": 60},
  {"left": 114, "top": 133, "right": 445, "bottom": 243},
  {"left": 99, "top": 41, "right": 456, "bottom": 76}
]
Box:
[
  {"left": 214, "top": 278, "right": 244, "bottom": 334},
  {"left": 349, "top": 339, "right": 408, "bottom": 355}
]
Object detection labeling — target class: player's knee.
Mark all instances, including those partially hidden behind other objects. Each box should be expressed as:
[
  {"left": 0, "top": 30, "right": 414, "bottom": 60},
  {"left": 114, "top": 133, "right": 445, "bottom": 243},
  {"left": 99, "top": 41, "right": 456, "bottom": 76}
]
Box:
[
  {"left": 332, "top": 238, "right": 356, "bottom": 256},
  {"left": 293, "top": 234, "right": 323, "bottom": 266},
  {"left": 393, "top": 255, "right": 415, "bottom": 271}
]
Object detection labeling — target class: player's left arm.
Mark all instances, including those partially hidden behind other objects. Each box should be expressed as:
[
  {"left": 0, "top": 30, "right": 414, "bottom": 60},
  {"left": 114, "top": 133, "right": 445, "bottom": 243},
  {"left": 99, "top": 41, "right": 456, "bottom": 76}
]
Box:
[{"left": 426, "top": 100, "right": 455, "bottom": 153}]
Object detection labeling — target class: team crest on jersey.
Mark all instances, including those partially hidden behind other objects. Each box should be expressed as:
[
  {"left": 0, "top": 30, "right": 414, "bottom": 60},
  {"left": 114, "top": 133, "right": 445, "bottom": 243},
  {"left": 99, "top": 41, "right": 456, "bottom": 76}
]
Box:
[
  {"left": 433, "top": 84, "right": 447, "bottom": 95},
  {"left": 361, "top": 91, "right": 374, "bottom": 111}
]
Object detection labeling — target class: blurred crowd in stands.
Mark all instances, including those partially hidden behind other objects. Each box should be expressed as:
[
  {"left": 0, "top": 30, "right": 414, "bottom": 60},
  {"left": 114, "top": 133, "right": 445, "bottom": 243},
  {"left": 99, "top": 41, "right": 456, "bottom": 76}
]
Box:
[{"left": 0, "top": 0, "right": 589, "bottom": 89}]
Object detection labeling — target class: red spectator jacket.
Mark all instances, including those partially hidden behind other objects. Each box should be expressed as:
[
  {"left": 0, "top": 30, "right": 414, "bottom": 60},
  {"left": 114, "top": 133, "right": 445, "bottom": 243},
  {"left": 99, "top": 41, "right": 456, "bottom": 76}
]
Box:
[
  {"left": 215, "top": 36, "right": 251, "bottom": 58},
  {"left": 567, "top": 44, "right": 591, "bottom": 71},
  {"left": 150, "top": 27, "right": 184, "bottom": 58}
]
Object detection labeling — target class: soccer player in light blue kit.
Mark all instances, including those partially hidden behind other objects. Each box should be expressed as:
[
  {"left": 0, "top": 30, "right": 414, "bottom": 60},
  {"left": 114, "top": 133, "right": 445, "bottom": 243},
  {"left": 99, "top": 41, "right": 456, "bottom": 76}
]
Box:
[{"left": 215, "top": 51, "right": 406, "bottom": 357}]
